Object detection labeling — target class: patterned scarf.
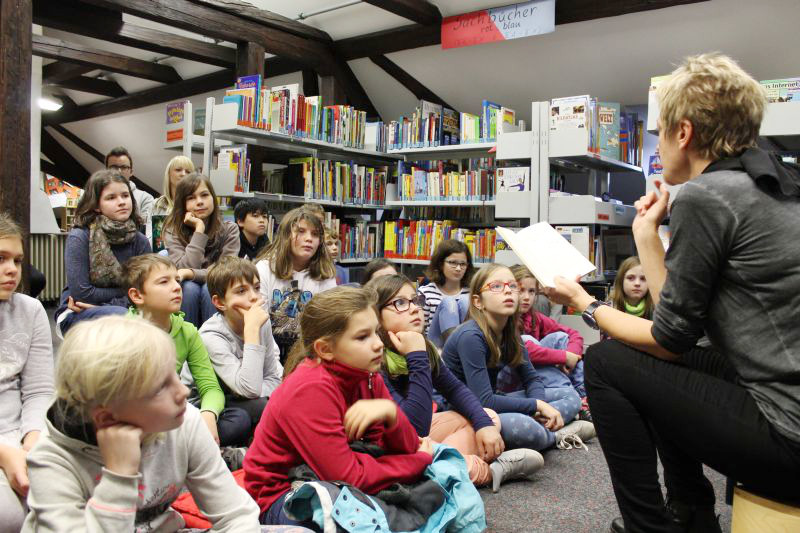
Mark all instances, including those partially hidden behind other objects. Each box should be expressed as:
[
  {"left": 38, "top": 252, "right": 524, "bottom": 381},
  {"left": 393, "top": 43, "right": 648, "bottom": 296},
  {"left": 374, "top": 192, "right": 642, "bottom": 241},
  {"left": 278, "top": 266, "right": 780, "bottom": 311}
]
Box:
[{"left": 89, "top": 215, "right": 138, "bottom": 287}]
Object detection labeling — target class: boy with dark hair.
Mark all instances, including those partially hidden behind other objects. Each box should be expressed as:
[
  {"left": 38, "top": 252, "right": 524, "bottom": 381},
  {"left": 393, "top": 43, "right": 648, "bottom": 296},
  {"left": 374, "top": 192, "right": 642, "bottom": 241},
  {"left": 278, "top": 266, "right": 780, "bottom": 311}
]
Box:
[
  {"left": 234, "top": 198, "right": 270, "bottom": 260},
  {"left": 105, "top": 146, "right": 155, "bottom": 221},
  {"left": 122, "top": 254, "right": 251, "bottom": 447},
  {"left": 202, "top": 256, "right": 282, "bottom": 429}
]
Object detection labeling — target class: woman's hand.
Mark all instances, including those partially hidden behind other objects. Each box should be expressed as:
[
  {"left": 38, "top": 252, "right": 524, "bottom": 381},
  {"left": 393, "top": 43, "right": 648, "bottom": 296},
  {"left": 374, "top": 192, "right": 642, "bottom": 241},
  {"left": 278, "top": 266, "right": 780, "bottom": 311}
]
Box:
[
  {"left": 542, "top": 276, "right": 594, "bottom": 313},
  {"left": 0, "top": 445, "right": 30, "bottom": 497},
  {"left": 183, "top": 212, "right": 206, "bottom": 234},
  {"left": 387, "top": 330, "right": 427, "bottom": 355},
  {"left": 632, "top": 180, "right": 670, "bottom": 237},
  {"left": 96, "top": 424, "right": 143, "bottom": 476},
  {"left": 534, "top": 400, "right": 564, "bottom": 432},
  {"left": 475, "top": 426, "right": 504, "bottom": 462},
  {"left": 343, "top": 399, "right": 397, "bottom": 441}
]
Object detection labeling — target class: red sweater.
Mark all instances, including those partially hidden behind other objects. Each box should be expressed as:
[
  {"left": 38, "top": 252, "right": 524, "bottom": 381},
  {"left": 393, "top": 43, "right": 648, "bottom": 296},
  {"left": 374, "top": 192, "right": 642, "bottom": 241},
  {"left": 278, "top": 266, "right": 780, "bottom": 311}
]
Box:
[
  {"left": 521, "top": 311, "right": 584, "bottom": 365},
  {"left": 243, "top": 359, "right": 433, "bottom": 513}
]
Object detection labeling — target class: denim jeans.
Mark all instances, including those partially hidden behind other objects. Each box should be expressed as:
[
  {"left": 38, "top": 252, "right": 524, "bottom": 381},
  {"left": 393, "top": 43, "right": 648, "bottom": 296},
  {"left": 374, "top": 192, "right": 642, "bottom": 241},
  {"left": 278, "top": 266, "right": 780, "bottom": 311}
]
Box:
[
  {"left": 498, "top": 387, "right": 583, "bottom": 450},
  {"left": 181, "top": 280, "right": 216, "bottom": 328},
  {"left": 59, "top": 304, "right": 128, "bottom": 335},
  {"left": 524, "top": 331, "right": 587, "bottom": 398},
  {"left": 428, "top": 295, "right": 469, "bottom": 348}
]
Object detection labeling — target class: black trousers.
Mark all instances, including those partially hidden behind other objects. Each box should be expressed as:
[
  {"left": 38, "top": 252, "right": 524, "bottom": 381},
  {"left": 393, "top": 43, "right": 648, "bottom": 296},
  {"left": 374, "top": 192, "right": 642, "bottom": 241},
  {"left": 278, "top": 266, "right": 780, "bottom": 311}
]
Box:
[{"left": 584, "top": 340, "right": 800, "bottom": 533}]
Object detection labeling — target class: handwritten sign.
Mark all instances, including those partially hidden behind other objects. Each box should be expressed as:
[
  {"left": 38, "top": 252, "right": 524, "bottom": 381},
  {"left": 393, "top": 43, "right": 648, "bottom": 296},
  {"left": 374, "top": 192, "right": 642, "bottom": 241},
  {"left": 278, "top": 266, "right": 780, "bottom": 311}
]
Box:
[{"left": 441, "top": 0, "right": 555, "bottom": 50}]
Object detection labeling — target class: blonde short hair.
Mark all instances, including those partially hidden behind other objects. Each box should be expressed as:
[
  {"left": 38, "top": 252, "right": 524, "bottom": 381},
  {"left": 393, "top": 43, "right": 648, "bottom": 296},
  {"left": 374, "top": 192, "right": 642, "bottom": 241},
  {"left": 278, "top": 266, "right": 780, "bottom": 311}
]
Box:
[
  {"left": 658, "top": 53, "right": 767, "bottom": 161},
  {"left": 55, "top": 316, "right": 176, "bottom": 420}
]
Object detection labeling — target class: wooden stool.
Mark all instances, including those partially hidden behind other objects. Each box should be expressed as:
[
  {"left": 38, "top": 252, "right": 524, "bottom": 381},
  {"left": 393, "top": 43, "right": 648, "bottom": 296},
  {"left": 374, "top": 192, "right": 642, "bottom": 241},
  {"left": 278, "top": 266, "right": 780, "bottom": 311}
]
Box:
[{"left": 731, "top": 487, "right": 800, "bottom": 532}]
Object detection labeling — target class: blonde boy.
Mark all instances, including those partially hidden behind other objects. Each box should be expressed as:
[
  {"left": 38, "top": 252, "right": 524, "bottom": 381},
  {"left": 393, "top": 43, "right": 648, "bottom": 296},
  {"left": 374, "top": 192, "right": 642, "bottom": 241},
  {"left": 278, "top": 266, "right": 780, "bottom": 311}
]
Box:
[
  {"left": 202, "top": 257, "right": 282, "bottom": 425},
  {"left": 122, "top": 254, "right": 250, "bottom": 447}
]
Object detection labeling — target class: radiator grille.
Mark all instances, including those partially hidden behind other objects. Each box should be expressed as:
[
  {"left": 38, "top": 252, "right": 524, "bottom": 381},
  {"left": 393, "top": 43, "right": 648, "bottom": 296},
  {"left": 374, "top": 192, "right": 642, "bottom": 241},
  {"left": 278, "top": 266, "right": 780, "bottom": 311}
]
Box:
[{"left": 30, "top": 233, "right": 67, "bottom": 302}]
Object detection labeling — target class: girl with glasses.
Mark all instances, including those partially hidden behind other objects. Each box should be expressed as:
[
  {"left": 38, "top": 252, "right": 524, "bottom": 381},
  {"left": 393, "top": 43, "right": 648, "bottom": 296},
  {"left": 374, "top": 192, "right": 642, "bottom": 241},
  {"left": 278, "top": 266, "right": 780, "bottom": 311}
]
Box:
[
  {"left": 367, "top": 274, "right": 544, "bottom": 492},
  {"left": 418, "top": 239, "right": 475, "bottom": 347},
  {"left": 441, "top": 264, "right": 595, "bottom": 454}
]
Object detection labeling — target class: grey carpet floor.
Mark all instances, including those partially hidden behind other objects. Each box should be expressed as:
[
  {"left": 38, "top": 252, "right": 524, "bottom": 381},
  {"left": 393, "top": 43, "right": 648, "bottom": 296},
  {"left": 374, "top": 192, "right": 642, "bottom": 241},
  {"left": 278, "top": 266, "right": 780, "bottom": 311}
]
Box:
[{"left": 479, "top": 442, "right": 732, "bottom": 533}]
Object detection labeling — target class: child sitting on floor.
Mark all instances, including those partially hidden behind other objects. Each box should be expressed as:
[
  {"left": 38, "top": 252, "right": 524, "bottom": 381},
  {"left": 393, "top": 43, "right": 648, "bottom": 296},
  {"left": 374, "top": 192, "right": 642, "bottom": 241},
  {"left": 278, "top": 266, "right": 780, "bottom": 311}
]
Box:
[
  {"left": 22, "top": 316, "right": 262, "bottom": 532},
  {"left": 0, "top": 213, "right": 54, "bottom": 532},
  {"left": 511, "top": 264, "right": 591, "bottom": 421},
  {"left": 609, "top": 256, "right": 654, "bottom": 319},
  {"left": 368, "top": 274, "right": 544, "bottom": 492},
  {"left": 201, "top": 256, "right": 282, "bottom": 434},
  {"left": 122, "top": 254, "right": 251, "bottom": 447},
  {"left": 244, "top": 286, "right": 435, "bottom": 528}
]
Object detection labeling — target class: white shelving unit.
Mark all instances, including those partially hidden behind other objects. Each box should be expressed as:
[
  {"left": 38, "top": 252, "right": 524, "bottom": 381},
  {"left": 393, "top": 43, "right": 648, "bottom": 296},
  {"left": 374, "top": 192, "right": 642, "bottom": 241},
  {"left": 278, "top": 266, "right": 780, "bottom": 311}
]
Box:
[
  {"left": 548, "top": 196, "right": 636, "bottom": 226},
  {"left": 388, "top": 142, "right": 495, "bottom": 159},
  {"left": 164, "top": 100, "right": 229, "bottom": 155},
  {"left": 386, "top": 199, "right": 495, "bottom": 207}
]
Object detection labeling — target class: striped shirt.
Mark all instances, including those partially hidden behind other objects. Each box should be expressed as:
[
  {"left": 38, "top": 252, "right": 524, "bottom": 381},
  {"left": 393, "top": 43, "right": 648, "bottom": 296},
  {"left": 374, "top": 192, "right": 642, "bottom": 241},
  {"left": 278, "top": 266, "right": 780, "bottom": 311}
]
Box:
[{"left": 417, "top": 283, "right": 470, "bottom": 334}]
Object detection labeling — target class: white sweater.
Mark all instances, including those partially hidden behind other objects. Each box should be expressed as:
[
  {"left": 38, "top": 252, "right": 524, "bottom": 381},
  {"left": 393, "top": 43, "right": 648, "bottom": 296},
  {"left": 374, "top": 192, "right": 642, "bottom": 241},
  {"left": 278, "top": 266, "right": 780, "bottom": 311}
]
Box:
[
  {"left": 255, "top": 260, "right": 337, "bottom": 310},
  {"left": 0, "top": 293, "right": 53, "bottom": 446},
  {"left": 23, "top": 404, "right": 260, "bottom": 533}
]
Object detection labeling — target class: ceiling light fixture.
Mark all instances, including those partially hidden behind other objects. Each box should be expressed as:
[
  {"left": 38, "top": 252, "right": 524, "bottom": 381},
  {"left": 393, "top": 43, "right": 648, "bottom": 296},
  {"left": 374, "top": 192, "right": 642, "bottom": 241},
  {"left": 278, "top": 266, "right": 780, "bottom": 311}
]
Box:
[{"left": 38, "top": 96, "right": 63, "bottom": 111}]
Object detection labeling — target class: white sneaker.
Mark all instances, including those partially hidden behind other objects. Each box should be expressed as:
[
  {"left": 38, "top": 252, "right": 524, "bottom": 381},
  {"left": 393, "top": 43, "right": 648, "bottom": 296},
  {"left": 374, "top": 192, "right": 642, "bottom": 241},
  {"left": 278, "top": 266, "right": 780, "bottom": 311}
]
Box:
[
  {"left": 554, "top": 420, "right": 596, "bottom": 451},
  {"left": 489, "top": 448, "right": 544, "bottom": 493}
]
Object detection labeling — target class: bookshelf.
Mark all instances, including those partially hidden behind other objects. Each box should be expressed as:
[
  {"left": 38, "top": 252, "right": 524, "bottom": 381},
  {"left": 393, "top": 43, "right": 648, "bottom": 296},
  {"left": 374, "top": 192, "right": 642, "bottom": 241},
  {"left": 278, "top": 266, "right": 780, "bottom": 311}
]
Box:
[
  {"left": 388, "top": 142, "right": 496, "bottom": 159},
  {"left": 163, "top": 100, "right": 229, "bottom": 156},
  {"left": 386, "top": 199, "right": 495, "bottom": 207}
]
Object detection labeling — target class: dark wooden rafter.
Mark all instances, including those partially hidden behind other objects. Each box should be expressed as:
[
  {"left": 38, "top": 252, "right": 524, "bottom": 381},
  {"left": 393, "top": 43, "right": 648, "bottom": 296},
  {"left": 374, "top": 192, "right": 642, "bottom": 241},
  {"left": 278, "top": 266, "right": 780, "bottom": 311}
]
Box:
[
  {"left": 329, "top": 61, "right": 381, "bottom": 121},
  {"left": 49, "top": 124, "right": 105, "bottom": 163},
  {"left": 33, "top": 0, "right": 237, "bottom": 68},
  {"left": 47, "top": 53, "right": 301, "bottom": 124},
  {"left": 0, "top": 0, "right": 32, "bottom": 290},
  {"left": 40, "top": 127, "right": 91, "bottom": 186},
  {"left": 78, "top": 0, "right": 337, "bottom": 73},
  {"left": 52, "top": 75, "right": 126, "bottom": 98},
  {"left": 190, "top": 0, "right": 332, "bottom": 43},
  {"left": 236, "top": 42, "right": 266, "bottom": 78},
  {"left": 42, "top": 61, "right": 93, "bottom": 83},
  {"left": 362, "top": 0, "right": 441, "bottom": 26},
  {"left": 370, "top": 55, "right": 451, "bottom": 108},
  {"left": 338, "top": 0, "right": 709, "bottom": 60},
  {"left": 302, "top": 70, "right": 318, "bottom": 97},
  {"left": 45, "top": 69, "right": 234, "bottom": 124},
  {"left": 33, "top": 34, "right": 182, "bottom": 84}
]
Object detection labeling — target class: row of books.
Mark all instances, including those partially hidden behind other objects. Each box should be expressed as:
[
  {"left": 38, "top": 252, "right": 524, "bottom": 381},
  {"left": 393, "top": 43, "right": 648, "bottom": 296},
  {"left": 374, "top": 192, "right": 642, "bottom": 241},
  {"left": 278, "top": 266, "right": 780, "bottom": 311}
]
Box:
[
  {"left": 337, "top": 220, "right": 383, "bottom": 261},
  {"left": 384, "top": 99, "right": 515, "bottom": 149},
  {"left": 224, "top": 74, "right": 368, "bottom": 149},
  {"left": 549, "top": 95, "right": 644, "bottom": 166},
  {"left": 286, "top": 157, "right": 388, "bottom": 205},
  {"left": 383, "top": 219, "right": 496, "bottom": 262},
  {"left": 398, "top": 164, "right": 494, "bottom": 202}
]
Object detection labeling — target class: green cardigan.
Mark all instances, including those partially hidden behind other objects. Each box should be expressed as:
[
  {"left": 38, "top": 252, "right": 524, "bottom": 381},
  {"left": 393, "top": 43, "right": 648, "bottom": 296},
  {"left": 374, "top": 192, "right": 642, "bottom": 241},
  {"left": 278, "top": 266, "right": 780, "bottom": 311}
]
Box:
[{"left": 127, "top": 308, "right": 225, "bottom": 416}]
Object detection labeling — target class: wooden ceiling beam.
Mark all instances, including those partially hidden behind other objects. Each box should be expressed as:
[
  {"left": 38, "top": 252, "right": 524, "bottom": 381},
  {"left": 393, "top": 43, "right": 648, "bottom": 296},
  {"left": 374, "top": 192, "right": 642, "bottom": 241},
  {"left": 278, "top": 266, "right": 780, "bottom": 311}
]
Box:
[
  {"left": 329, "top": 61, "right": 382, "bottom": 122},
  {"left": 49, "top": 75, "right": 127, "bottom": 98},
  {"left": 362, "top": 0, "right": 441, "bottom": 26},
  {"left": 370, "top": 55, "right": 451, "bottom": 108},
  {"left": 44, "top": 69, "right": 235, "bottom": 124},
  {"left": 78, "top": 0, "right": 336, "bottom": 73},
  {"left": 34, "top": 0, "right": 237, "bottom": 68},
  {"left": 40, "top": 127, "right": 91, "bottom": 186},
  {"left": 337, "top": 0, "right": 709, "bottom": 60},
  {"left": 49, "top": 124, "right": 105, "bottom": 163},
  {"left": 33, "top": 34, "right": 183, "bottom": 84},
  {"left": 42, "top": 61, "right": 94, "bottom": 83},
  {"left": 190, "top": 0, "right": 332, "bottom": 43}
]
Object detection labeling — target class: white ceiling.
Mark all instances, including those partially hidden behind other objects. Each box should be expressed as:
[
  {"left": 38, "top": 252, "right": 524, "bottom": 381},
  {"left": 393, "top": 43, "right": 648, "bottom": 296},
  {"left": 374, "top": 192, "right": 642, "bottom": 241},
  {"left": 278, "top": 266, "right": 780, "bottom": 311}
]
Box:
[{"left": 44, "top": 0, "right": 800, "bottom": 191}]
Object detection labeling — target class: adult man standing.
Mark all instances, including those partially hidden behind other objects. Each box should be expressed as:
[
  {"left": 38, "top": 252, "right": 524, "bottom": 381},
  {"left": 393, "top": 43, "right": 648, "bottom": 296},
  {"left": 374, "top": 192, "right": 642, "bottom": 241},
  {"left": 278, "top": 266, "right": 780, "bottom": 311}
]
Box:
[{"left": 105, "top": 146, "right": 155, "bottom": 222}]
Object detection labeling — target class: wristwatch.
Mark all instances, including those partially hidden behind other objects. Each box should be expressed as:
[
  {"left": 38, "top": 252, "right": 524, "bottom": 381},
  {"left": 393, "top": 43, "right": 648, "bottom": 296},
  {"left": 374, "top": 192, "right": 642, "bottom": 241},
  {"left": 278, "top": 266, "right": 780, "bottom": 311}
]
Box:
[{"left": 582, "top": 300, "right": 608, "bottom": 330}]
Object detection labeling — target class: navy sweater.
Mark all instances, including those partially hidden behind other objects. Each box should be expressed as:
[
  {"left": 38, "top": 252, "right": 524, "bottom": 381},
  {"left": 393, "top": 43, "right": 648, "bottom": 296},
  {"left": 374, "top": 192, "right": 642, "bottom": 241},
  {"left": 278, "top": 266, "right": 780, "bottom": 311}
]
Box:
[
  {"left": 382, "top": 349, "right": 494, "bottom": 437},
  {"left": 55, "top": 226, "right": 151, "bottom": 320},
  {"left": 442, "top": 320, "right": 545, "bottom": 415}
]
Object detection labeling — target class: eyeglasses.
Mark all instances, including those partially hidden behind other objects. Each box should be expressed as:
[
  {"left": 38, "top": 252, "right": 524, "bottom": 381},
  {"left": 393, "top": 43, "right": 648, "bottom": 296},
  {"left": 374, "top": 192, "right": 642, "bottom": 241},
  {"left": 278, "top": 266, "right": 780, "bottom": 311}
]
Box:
[
  {"left": 108, "top": 164, "right": 132, "bottom": 172},
  {"left": 480, "top": 281, "right": 520, "bottom": 293},
  {"left": 383, "top": 295, "right": 425, "bottom": 313},
  {"left": 444, "top": 260, "right": 468, "bottom": 270}
]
